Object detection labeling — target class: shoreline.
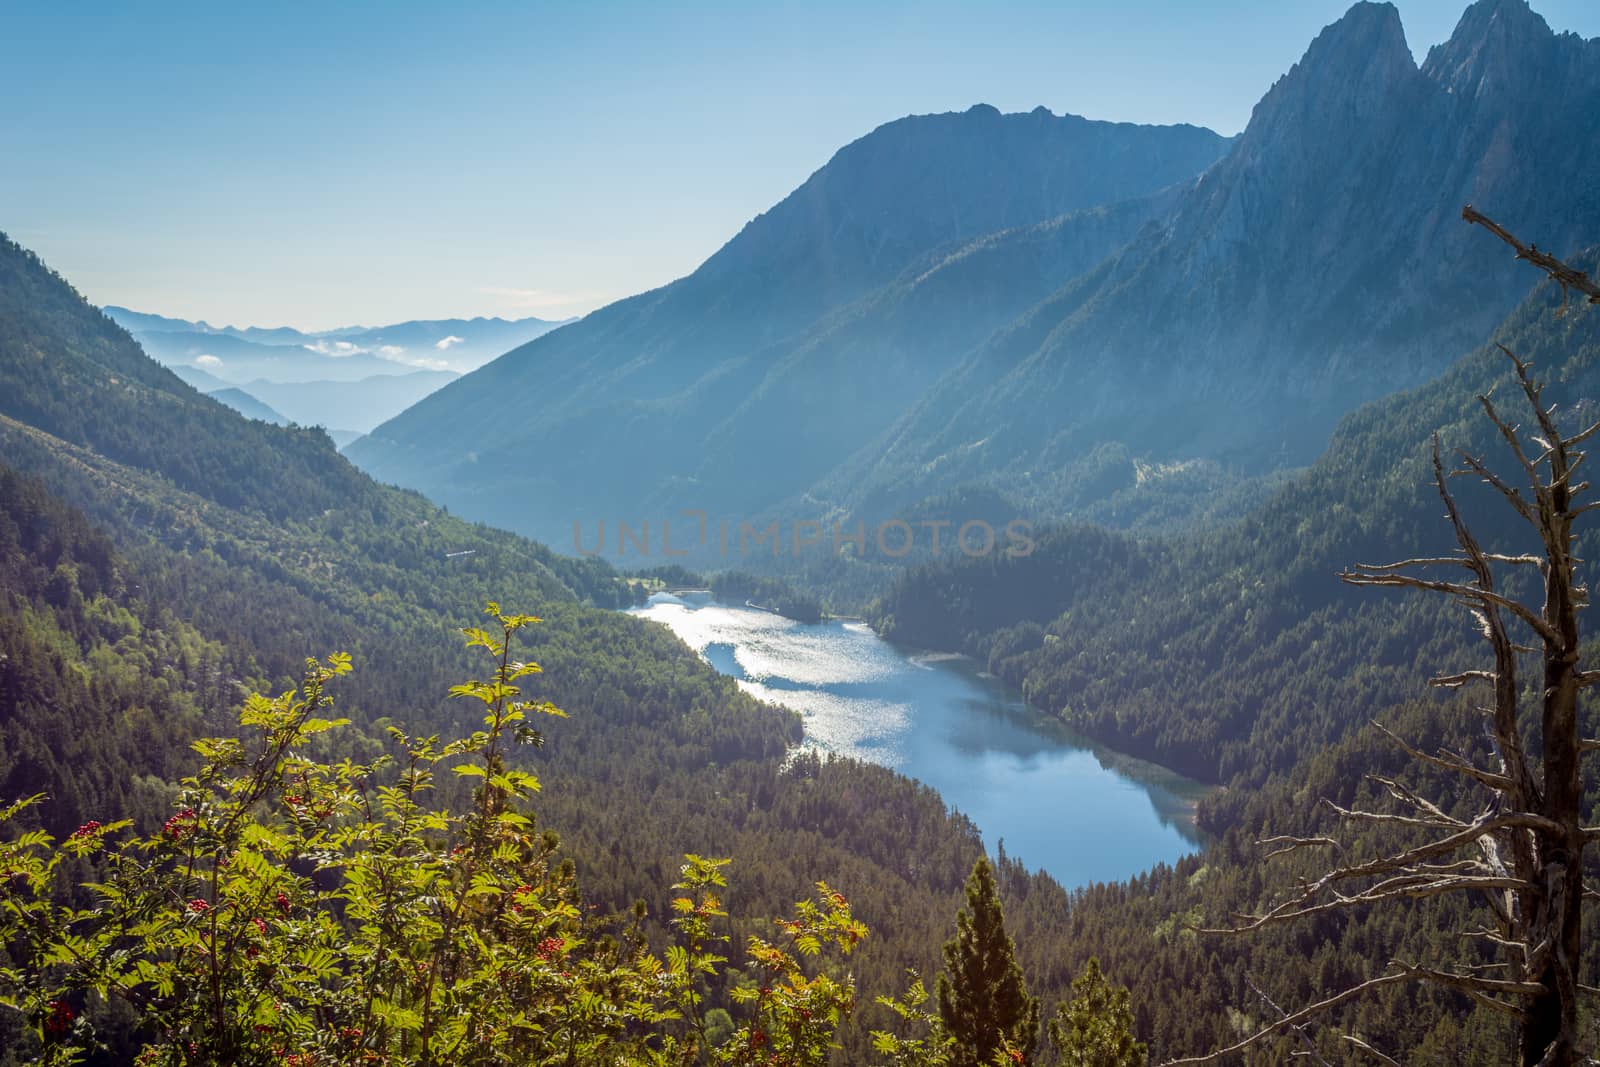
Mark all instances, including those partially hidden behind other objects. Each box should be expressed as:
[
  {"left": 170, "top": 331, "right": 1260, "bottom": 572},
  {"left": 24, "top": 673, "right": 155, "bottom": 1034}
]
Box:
[{"left": 630, "top": 591, "right": 1213, "bottom": 873}]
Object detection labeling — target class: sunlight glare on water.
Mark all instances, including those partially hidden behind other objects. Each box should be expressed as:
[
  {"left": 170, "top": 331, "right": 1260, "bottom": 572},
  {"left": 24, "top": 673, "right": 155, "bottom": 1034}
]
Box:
[{"left": 629, "top": 592, "right": 1205, "bottom": 887}]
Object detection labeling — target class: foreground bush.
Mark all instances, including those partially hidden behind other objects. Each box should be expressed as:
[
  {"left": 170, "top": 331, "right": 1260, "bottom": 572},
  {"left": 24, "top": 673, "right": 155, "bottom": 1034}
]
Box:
[{"left": 0, "top": 605, "right": 864, "bottom": 1066}]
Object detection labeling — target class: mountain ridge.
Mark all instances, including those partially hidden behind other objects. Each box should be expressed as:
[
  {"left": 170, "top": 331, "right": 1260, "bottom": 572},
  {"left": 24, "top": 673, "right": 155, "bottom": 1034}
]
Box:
[
  {"left": 808, "top": 0, "right": 1600, "bottom": 528},
  {"left": 105, "top": 306, "right": 575, "bottom": 379},
  {"left": 348, "top": 106, "right": 1233, "bottom": 543}
]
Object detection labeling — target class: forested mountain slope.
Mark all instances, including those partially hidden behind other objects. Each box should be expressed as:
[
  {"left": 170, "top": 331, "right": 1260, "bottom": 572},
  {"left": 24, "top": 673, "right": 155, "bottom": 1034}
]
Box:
[
  {"left": 0, "top": 231, "right": 1004, "bottom": 1060},
  {"left": 874, "top": 251, "right": 1600, "bottom": 787},
  {"left": 349, "top": 108, "right": 1230, "bottom": 545}
]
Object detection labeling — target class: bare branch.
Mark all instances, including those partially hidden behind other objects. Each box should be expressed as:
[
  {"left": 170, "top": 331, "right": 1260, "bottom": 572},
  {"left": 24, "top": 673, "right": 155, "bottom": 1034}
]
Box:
[
  {"left": 1565, "top": 419, "right": 1600, "bottom": 448},
  {"left": 1258, "top": 834, "right": 1342, "bottom": 860},
  {"left": 1430, "top": 670, "right": 1496, "bottom": 689},
  {"left": 1180, "top": 213, "right": 1595, "bottom": 1066},
  {"left": 1157, "top": 972, "right": 1411, "bottom": 1066},
  {"left": 1461, "top": 926, "right": 1530, "bottom": 952},
  {"left": 1464, "top": 204, "right": 1600, "bottom": 307},
  {"left": 1485, "top": 552, "right": 1548, "bottom": 566},
  {"left": 1217, "top": 873, "right": 1534, "bottom": 935},
  {"left": 1357, "top": 556, "right": 1474, "bottom": 572},
  {"left": 1501, "top": 347, "right": 1564, "bottom": 449},
  {"left": 1372, "top": 721, "right": 1514, "bottom": 791},
  {"left": 1369, "top": 774, "right": 1464, "bottom": 826},
  {"left": 1479, "top": 391, "right": 1544, "bottom": 490},
  {"left": 1246, "top": 974, "right": 1336, "bottom": 1067},
  {"left": 1340, "top": 570, "right": 1563, "bottom": 645},
  {"left": 1394, "top": 961, "right": 1544, "bottom": 1002},
  {"left": 1320, "top": 798, "right": 1459, "bottom": 832},
  {"left": 1456, "top": 449, "right": 1538, "bottom": 524},
  {"left": 1392, "top": 962, "right": 1533, "bottom": 1018},
  {"left": 1341, "top": 1034, "right": 1403, "bottom": 1066}
]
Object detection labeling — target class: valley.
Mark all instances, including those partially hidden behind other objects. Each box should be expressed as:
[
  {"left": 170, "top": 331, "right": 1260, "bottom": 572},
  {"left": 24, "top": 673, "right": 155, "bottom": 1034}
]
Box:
[{"left": 4, "top": 0, "right": 1600, "bottom": 1063}]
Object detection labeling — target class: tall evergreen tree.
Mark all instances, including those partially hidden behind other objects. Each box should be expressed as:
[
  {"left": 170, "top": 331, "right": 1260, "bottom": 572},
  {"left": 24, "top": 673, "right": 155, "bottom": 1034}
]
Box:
[
  {"left": 1048, "top": 958, "right": 1145, "bottom": 1067},
  {"left": 937, "top": 856, "right": 1039, "bottom": 1066}
]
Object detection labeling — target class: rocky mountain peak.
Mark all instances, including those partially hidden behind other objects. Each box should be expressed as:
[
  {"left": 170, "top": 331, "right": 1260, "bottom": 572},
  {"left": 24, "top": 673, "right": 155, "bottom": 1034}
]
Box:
[
  {"left": 1240, "top": 3, "right": 1416, "bottom": 147},
  {"left": 1423, "top": 0, "right": 1556, "bottom": 99}
]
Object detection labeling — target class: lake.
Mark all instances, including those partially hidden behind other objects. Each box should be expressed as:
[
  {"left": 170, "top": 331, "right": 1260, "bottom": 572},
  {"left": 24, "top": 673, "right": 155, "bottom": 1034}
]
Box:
[{"left": 628, "top": 591, "right": 1204, "bottom": 888}]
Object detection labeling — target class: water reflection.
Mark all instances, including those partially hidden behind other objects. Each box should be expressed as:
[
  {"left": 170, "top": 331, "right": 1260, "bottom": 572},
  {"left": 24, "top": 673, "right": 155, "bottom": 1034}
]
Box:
[{"left": 629, "top": 592, "right": 1204, "bottom": 887}]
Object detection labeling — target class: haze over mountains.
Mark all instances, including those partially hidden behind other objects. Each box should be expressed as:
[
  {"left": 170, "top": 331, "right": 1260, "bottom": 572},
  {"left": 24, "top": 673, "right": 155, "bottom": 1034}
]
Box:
[
  {"left": 106, "top": 306, "right": 572, "bottom": 377},
  {"left": 105, "top": 306, "right": 573, "bottom": 442},
  {"left": 351, "top": 0, "right": 1600, "bottom": 558},
  {"left": 829, "top": 0, "right": 1600, "bottom": 521},
  {"left": 6, "top": 1, "right": 1600, "bottom": 1059},
  {"left": 348, "top": 106, "right": 1233, "bottom": 541}
]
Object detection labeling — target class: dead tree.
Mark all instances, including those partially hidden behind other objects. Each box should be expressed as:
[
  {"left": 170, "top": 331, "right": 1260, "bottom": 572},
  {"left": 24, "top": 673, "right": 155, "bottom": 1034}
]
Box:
[{"left": 1162, "top": 210, "right": 1597, "bottom": 1066}]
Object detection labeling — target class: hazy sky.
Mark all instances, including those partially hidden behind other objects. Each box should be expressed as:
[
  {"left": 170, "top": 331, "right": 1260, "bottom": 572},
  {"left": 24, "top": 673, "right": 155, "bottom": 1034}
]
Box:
[{"left": 3, "top": 1, "right": 1597, "bottom": 330}]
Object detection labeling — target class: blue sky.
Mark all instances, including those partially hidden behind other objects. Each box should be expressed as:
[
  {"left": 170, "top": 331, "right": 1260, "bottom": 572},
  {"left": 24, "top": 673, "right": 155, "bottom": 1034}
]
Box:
[{"left": 3, "top": 1, "right": 1597, "bottom": 330}]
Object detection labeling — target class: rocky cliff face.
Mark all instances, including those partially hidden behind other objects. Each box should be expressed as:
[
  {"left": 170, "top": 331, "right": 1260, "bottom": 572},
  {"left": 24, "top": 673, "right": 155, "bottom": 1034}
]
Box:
[{"left": 823, "top": 0, "right": 1600, "bottom": 520}]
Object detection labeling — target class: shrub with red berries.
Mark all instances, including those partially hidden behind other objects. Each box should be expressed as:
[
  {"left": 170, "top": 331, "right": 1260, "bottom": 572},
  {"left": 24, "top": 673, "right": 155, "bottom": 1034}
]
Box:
[{"left": 43, "top": 999, "right": 74, "bottom": 1037}]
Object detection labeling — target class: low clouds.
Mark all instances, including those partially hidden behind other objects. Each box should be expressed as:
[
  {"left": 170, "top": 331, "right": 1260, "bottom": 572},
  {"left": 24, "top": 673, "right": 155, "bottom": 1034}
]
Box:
[
  {"left": 304, "top": 340, "right": 364, "bottom": 358},
  {"left": 296, "top": 337, "right": 456, "bottom": 372},
  {"left": 195, "top": 354, "right": 223, "bottom": 368},
  {"left": 435, "top": 335, "right": 465, "bottom": 350}
]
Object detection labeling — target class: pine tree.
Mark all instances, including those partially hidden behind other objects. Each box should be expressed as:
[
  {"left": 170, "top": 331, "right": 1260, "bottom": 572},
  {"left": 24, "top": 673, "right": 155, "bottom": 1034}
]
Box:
[
  {"left": 937, "top": 856, "right": 1039, "bottom": 1066},
  {"left": 1048, "top": 958, "right": 1145, "bottom": 1067}
]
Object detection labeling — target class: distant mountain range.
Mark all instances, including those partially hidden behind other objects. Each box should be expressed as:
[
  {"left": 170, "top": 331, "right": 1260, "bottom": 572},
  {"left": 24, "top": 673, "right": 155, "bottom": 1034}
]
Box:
[
  {"left": 104, "top": 307, "right": 574, "bottom": 378},
  {"left": 106, "top": 307, "right": 574, "bottom": 438},
  {"left": 348, "top": 0, "right": 1600, "bottom": 561}
]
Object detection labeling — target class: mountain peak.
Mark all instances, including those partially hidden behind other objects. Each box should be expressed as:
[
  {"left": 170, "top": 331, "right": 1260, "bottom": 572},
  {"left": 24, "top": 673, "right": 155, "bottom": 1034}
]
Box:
[
  {"left": 1292, "top": 2, "right": 1412, "bottom": 88},
  {"left": 1232, "top": 2, "right": 1415, "bottom": 157},
  {"left": 1451, "top": 0, "right": 1550, "bottom": 38},
  {"left": 1423, "top": 0, "right": 1555, "bottom": 98}
]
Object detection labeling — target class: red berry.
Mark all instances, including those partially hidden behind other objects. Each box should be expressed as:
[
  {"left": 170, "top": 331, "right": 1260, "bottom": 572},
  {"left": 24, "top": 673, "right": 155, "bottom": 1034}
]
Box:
[{"left": 44, "top": 999, "right": 74, "bottom": 1035}]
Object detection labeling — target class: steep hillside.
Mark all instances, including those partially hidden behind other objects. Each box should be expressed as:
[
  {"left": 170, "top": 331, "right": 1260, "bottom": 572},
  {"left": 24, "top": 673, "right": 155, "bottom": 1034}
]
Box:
[
  {"left": 873, "top": 251, "right": 1600, "bottom": 787},
  {"left": 349, "top": 108, "right": 1230, "bottom": 545},
  {"left": 0, "top": 230, "right": 1054, "bottom": 1061},
  {"left": 0, "top": 232, "right": 368, "bottom": 521},
  {"left": 827, "top": 0, "right": 1600, "bottom": 521}
]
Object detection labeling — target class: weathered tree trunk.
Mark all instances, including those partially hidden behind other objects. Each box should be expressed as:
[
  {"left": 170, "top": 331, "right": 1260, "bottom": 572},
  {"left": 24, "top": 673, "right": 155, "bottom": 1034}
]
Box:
[{"left": 1524, "top": 457, "right": 1584, "bottom": 1064}]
